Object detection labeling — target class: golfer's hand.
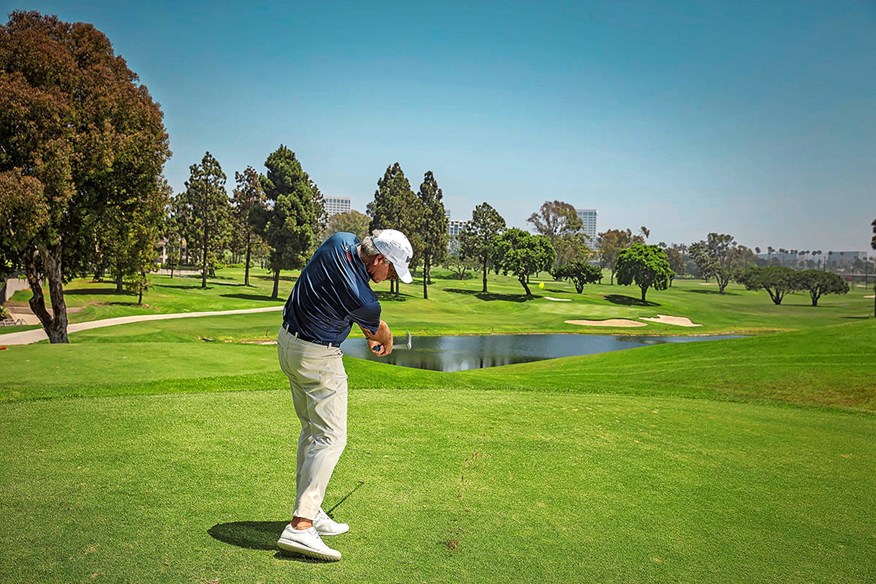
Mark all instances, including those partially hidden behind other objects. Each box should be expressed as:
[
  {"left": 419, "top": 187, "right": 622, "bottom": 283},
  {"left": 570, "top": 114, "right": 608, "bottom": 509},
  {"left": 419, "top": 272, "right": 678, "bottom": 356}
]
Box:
[{"left": 369, "top": 337, "right": 393, "bottom": 356}]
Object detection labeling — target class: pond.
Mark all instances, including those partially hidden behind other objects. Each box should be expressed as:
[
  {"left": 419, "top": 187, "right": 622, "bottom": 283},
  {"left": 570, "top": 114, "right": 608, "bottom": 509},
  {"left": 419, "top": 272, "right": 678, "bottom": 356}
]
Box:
[{"left": 339, "top": 333, "right": 741, "bottom": 372}]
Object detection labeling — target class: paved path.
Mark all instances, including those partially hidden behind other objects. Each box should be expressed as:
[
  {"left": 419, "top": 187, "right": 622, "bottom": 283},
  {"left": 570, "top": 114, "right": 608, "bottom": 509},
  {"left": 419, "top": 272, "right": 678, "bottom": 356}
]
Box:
[{"left": 0, "top": 305, "right": 284, "bottom": 346}]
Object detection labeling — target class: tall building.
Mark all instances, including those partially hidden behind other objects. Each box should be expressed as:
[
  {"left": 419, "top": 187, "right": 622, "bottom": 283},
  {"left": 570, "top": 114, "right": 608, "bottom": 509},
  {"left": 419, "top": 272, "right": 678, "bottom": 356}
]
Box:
[
  {"left": 324, "top": 196, "right": 351, "bottom": 217},
  {"left": 448, "top": 219, "right": 469, "bottom": 237},
  {"left": 576, "top": 208, "right": 598, "bottom": 242}
]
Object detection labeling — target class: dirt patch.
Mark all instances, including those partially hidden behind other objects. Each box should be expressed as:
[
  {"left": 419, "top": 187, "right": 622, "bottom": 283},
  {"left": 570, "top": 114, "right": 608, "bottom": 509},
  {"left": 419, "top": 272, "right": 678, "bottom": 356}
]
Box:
[
  {"left": 640, "top": 314, "right": 702, "bottom": 327},
  {"left": 565, "top": 319, "right": 647, "bottom": 328}
]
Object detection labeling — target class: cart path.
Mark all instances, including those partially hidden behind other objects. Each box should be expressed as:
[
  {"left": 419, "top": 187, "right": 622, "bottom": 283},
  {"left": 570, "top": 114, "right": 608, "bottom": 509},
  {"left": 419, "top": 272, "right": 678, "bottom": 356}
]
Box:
[{"left": 0, "top": 305, "right": 284, "bottom": 346}]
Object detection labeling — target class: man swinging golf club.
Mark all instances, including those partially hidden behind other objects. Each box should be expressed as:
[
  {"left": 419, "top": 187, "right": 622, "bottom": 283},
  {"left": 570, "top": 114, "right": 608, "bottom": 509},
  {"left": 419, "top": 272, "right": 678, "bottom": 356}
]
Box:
[{"left": 276, "top": 228, "right": 413, "bottom": 561}]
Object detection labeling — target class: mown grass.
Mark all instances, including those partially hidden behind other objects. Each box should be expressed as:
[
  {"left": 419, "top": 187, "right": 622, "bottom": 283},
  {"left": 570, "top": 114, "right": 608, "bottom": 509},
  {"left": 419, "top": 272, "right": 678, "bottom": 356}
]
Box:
[
  {"left": 1, "top": 267, "right": 874, "bottom": 583},
  {"left": 6, "top": 267, "right": 873, "bottom": 339}
]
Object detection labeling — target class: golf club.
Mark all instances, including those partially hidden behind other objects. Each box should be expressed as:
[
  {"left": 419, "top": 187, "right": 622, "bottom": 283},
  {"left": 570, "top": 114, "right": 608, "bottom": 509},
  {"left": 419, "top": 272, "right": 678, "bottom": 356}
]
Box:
[{"left": 372, "top": 331, "right": 412, "bottom": 354}]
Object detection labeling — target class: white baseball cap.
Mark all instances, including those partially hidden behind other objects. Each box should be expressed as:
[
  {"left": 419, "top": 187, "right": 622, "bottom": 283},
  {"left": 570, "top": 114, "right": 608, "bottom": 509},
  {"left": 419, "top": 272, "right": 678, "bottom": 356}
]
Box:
[{"left": 373, "top": 229, "right": 414, "bottom": 284}]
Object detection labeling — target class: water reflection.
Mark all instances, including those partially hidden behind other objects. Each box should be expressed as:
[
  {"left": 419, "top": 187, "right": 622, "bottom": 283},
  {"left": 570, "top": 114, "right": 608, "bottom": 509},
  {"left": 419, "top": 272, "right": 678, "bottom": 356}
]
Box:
[{"left": 339, "top": 334, "right": 741, "bottom": 372}]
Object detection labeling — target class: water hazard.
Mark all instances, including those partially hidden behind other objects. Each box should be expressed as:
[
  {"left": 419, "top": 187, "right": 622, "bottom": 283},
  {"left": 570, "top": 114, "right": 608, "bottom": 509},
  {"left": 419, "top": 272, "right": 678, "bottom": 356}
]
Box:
[{"left": 339, "top": 333, "right": 741, "bottom": 372}]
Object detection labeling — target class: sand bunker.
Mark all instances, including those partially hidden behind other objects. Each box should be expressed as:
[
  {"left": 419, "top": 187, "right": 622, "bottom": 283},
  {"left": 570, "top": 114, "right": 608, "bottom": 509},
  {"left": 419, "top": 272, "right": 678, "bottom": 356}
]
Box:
[
  {"left": 545, "top": 296, "right": 571, "bottom": 302},
  {"left": 865, "top": 295, "right": 875, "bottom": 299},
  {"left": 639, "top": 314, "right": 702, "bottom": 327},
  {"left": 565, "top": 319, "right": 647, "bottom": 328}
]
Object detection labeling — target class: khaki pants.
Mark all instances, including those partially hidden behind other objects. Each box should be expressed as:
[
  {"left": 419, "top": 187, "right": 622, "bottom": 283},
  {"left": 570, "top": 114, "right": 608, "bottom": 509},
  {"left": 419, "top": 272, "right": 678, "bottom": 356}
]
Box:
[{"left": 277, "top": 327, "right": 348, "bottom": 520}]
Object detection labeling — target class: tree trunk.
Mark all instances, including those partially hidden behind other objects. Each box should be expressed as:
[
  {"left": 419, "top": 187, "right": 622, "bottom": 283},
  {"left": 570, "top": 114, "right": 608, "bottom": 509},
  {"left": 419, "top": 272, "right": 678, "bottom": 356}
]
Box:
[
  {"left": 25, "top": 245, "right": 69, "bottom": 343},
  {"left": 519, "top": 275, "right": 532, "bottom": 297},
  {"left": 423, "top": 255, "right": 429, "bottom": 300},
  {"left": 640, "top": 286, "right": 647, "bottom": 303},
  {"left": 482, "top": 256, "right": 488, "bottom": 293},
  {"left": 244, "top": 234, "right": 252, "bottom": 287},
  {"left": 610, "top": 269, "right": 615, "bottom": 285},
  {"left": 272, "top": 269, "right": 280, "bottom": 300},
  {"left": 115, "top": 270, "right": 123, "bottom": 294}
]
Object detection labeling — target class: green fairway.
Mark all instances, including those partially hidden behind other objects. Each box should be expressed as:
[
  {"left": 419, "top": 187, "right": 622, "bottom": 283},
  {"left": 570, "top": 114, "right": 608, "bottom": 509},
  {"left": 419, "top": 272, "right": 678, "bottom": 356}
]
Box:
[
  {"left": 1, "top": 269, "right": 874, "bottom": 582},
  {"left": 1, "top": 389, "right": 874, "bottom": 583}
]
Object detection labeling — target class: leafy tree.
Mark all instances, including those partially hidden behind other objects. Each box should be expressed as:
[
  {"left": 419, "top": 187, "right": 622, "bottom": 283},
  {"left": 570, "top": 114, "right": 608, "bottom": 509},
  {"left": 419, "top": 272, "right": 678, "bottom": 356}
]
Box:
[
  {"left": 527, "top": 200, "right": 584, "bottom": 242},
  {"left": 793, "top": 270, "right": 850, "bottom": 307},
  {"left": 442, "top": 235, "right": 478, "bottom": 280},
  {"left": 257, "top": 145, "right": 324, "bottom": 300},
  {"left": 367, "top": 162, "right": 420, "bottom": 295},
  {"left": 615, "top": 243, "right": 673, "bottom": 303},
  {"left": 597, "top": 229, "right": 632, "bottom": 284},
  {"left": 689, "top": 233, "right": 755, "bottom": 293},
  {"left": 416, "top": 171, "right": 449, "bottom": 299},
  {"left": 162, "top": 197, "right": 185, "bottom": 278},
  {"left": 459, "top": 202, "right": 506, "bottom": 293},
  {"left": 232, "top": 166, "right": 267, "bottom": 286},
  {"left": 736, "top": 266, "right": 799, "bottom": 305},
  {"left": 492, "top": 228, "right": 555, "bottom": 297},
  {"left": 554, "top": 261, "right": 603, "bottom": 293},
  {"left": 663, "top": 243, "right": 688, "bottom": 283},
  {"left": 178, "top": 152, "right": 232, "bottom": 289},
  {"left": 0, "top": 12, "right": 171, "bottom": 342},
  {"left": 551, "top": 233, "right": 593, "bottom": 278},
  {"left": 323, "top": 210, "right": 371, "bottom": 240}
]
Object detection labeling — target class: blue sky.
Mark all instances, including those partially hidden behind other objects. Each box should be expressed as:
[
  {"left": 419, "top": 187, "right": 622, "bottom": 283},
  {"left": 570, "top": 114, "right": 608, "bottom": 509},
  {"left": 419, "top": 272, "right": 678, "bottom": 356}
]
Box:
[{"left": 5, "top": 0, "right": 875, "bottom": 251}]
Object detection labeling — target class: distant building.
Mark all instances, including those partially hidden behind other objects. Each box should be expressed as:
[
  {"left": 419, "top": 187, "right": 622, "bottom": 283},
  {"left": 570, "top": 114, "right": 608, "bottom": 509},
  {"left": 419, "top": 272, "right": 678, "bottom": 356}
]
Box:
[
  {"left": 576, "top": 208, "right": 598, "bottom": 242},
  {"left": 324, "top": 196, "right": 351, "bottom": 217},
  {"left": 449, "top": 219, "right": 469, "bottom": 237}
]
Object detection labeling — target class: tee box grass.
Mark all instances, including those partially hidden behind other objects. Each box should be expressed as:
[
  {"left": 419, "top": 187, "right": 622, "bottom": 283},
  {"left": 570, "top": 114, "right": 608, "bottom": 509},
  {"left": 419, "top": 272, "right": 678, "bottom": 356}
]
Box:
[{"left": 1, "top": 267, "right": 874, "bottom": 582}]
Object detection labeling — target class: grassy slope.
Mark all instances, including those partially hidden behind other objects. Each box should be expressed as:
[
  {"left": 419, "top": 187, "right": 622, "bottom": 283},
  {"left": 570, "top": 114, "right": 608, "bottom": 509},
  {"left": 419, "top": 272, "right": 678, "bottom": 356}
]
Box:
[{"left": 2, "top": 320, "right": 873, "bottom": 411}]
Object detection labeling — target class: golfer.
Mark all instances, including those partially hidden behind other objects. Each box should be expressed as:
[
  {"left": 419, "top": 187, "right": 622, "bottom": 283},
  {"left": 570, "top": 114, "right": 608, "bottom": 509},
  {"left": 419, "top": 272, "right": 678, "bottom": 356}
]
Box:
[{"left": 276, "top": 228, "right": 413, "bottom": 561}]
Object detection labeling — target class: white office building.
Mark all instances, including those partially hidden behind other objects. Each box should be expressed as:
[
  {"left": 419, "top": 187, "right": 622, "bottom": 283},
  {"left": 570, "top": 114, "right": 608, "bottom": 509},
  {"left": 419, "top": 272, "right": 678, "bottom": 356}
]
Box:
[
  {"left": 324, "top": 196, "right": 351, "bottom": 217},
  {"left": 576, "top": 208, "right": 598, "bottom": 242},
  {"left": 448, "top": 219, "right": 469, "bottom": 237}
]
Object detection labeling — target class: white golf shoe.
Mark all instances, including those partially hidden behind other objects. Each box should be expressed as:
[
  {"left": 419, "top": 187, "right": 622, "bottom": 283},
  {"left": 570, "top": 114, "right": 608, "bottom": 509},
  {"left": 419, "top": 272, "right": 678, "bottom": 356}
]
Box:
[
  {"left": 314, "top": 509, "right": 350, "bottom": 536},
  {"left": 277, "top": 524, "right": 342, "bottom": 561}
]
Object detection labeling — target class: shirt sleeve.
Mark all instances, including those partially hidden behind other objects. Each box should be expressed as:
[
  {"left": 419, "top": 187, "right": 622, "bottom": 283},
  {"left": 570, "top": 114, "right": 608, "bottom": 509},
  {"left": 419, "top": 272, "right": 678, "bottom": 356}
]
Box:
[{"left": 349, "top": 301, "right": 381, "bottom": 334}]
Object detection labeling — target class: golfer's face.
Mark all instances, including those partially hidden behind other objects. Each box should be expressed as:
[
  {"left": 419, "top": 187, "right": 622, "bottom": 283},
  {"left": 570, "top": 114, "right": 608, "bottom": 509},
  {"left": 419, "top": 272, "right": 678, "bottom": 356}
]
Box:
[{"left": 369, "top": 257, "right": 397, "bottom": 283}]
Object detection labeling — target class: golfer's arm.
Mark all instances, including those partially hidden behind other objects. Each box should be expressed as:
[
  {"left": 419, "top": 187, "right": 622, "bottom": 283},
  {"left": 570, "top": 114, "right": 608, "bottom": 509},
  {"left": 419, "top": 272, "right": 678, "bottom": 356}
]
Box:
[{"left": 360, "top": 320, "right": 392, "bottom": 346}]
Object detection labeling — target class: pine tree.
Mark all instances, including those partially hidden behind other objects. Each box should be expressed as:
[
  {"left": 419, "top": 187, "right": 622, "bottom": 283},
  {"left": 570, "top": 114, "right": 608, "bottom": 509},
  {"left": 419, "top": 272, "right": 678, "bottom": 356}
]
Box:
[
  {"left": 367, "top": 162, "right": 419, "bottom": 295},
  {"left": 257, "top": 145, "right": 323, "bottom": 300},
  {"left": 179, "top": 152, "right": 232, "bottom": 289},
  {"left": 232, "top": 166, "right": 267, "bottom": 286},
  {"left": 416, "top": 171, "right": 448, "bottom": 299}
]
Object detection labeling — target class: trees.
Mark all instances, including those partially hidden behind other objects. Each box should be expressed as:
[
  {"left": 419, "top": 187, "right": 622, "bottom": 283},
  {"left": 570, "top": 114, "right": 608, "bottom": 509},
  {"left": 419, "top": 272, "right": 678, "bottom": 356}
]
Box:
[
  {"left": 367, "top": 162, "right": 420, "bottom": 295},
  {"left": 663, "top": 243, "right": 688, "bottom": 283},
  {"left": 794, "top": 270, "right": 849, "bottom": 307},
  {"left": 492, "top": 228, "right": 555, "bottom": 297},
  {"left": 178, "top": 152, "right": 232, "bottom": 289},
  {"left": 615, "top": 243, "right": 673, "bottom": 303},
  {"left": 416, "top": 171, "right": 448, "bottom": 299},
  {"left": 554, "top": 261, "right": 603, "bottom": 293},
  {"left": 527, "top": 200, "right": 584, "bottom": 242},
  {"left": 689, "top": 233, "right": 754, "bottom": 294},
  {"left": 736, "top": 266, "right": 799, "bottom": 305},
  {"left": 442, "top": 235, "right": 478, "bottom": 280},
  {"left": 458, "top": 202, "right": 506, "bottom": 293},
  {"left": 257, "top": 145, "right": 323, "bottom": 300},
  {"left": 231, "top": 166, "right": 267, "bottom": 286},
  {"left": 597, "top": 229, "right": 632, "bottom": 285},
  {"left": 323, "top": 210, "right": 371, "bottom": 241},
  {"left": 0, "top": 12, "right": 171, "bottom": 342}
]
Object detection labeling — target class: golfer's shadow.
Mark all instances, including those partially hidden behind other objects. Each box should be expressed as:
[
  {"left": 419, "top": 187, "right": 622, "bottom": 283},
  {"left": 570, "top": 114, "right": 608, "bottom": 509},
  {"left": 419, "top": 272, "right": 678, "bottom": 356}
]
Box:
[{"left": 208, "top": 520, "right": 326, "bottom": 563}]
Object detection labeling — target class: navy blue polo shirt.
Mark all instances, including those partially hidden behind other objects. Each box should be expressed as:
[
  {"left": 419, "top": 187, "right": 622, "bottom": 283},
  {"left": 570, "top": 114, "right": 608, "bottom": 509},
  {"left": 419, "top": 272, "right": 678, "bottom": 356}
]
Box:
[{"left": 283, "top": 232, "right": 381, "bottom": 345}]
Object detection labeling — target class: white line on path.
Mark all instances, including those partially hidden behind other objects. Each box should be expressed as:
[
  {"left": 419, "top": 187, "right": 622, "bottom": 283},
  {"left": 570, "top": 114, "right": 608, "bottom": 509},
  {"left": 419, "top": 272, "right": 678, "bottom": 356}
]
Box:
[{"left": 0, "top": 305, "right": 284, "bottom": 346}]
